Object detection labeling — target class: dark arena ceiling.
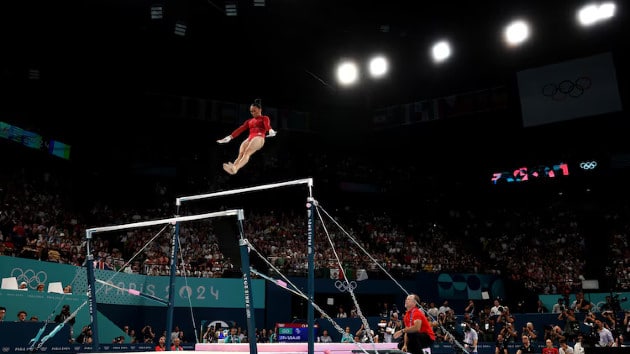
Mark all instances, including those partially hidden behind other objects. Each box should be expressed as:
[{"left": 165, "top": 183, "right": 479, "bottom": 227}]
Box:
[
  {"left": 1, "top": 0, "right": 629, "bottom": 198},
  {"left": 1, "top": 0, "right": 628, "bottom": 158},
  {"left": 2, "top": 0, "right": 628, "bottom": 106}
]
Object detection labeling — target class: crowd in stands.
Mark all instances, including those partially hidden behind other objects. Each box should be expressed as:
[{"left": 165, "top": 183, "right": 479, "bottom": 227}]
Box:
[
  {"left": 2, "top": 156, "right": 628, "bottom": 291},
  {"left": 2, "top": 142, "right": 630, "bottom": 349}
]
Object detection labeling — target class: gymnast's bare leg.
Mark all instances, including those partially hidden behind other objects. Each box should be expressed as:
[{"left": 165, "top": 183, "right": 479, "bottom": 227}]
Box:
[{"left": 224, "top": 136, "right": 265, "bottom": 175}]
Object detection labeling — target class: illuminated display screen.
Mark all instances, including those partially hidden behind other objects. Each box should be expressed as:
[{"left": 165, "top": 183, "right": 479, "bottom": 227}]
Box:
[
  {"left": 492, "top": 162, "right": 569, "bottom": 184},
  {"left": 491, "top": 161, "right": 598, "bottom": 184},
  {"left": 49, "top": 140, "right": 72, "bottom": 159},
  {"left": 276, "top": 323, "right": 318, "bottom": 343},
  {"left": 1, "top": 121, "right": 71, "bottom": 160}
]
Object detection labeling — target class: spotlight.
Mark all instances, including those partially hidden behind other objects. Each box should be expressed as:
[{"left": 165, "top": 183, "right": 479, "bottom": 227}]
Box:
[
  {"left": 28, "top": 69, "right": 40, "bottom": 80},
  {"left": 431, "top": 40, "right": 451, "bottom": 63},
  {"left": 336, "top": 60, "right": 359, "bottom": 86},
  {"left": 150, "top": 4, "right": 164, "bottom": 20},
  {"left": 225, "top": 1, "right": 237, "bottom": 16},
  {"left": 368, "top": 56, "right": 388, "bottom": 78},
  {"left": 174, "top": 21, "right": 187, "bottom": 36}
]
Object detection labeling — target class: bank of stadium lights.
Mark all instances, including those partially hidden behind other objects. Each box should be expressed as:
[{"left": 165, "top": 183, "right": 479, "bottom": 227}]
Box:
[
  {"left": 334, "top": 55, "right": 390, "bottom": 86},
  {"left": 28, "top": 69, "right": 40, "bottom": 80},
  {"left": 503, "top": 19, "right": 531, "bottom": 47},
  {"left": 336, "top": 61, "right": 359, "bottom": 86},
  {"left": 577, "top": 2, "right": 616, "bottom": 26},
  {"left": 431, "top": 40, "right": 452, "bottom": 63},
  {"left": 174, "top": 21, "right": 187, "bottom": 36},
  {"left": 368, "top": 56, "right": 389, "bottom": 78},
  {"left": 334, "top": 3, "right": 615, "bottom": 85},
  {"left": 225, "top": 1, "right": 237, "bottom": 16},
  {"left": 150, "top": 4, "right": 164, "bottom": 20}
]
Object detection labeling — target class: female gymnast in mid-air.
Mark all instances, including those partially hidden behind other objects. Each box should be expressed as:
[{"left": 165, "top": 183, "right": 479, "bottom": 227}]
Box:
[{"left": 217, "top": 98, "right": 277, "bottom": 175}]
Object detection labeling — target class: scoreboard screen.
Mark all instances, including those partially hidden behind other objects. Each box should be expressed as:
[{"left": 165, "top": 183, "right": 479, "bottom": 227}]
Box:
[
  {"left": 276, "top": 323, "right": 318, "bottom": 343},
  {"left": 490, "top": 160, "right": 599, "bottom": 185}
]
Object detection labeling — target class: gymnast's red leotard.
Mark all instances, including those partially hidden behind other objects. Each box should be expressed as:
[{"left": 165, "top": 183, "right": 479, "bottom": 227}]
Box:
[{"left": 229, "top": 115, "right": 272, "bottom": 140}]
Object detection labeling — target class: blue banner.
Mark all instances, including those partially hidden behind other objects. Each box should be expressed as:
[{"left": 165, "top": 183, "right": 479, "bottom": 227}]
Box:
[
  {"left": 436, "top": 273, "right": 505, "bottom": 301},
  {"left": 0, "top": 256, "right": 265, "bottom": 308}
]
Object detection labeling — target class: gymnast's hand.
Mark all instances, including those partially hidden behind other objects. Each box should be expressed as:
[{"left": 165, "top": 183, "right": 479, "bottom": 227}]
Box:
[
  {"left": 267, "top": 129, "right": 277, "bottom": 138},
  {"left": 217, "top": 136, "right": 232, "bottom": 144}
]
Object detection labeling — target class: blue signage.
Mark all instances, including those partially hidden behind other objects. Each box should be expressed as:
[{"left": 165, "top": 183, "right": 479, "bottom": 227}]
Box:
[{"left": 0, "top": 256, "right": 265, "bottom": 308}]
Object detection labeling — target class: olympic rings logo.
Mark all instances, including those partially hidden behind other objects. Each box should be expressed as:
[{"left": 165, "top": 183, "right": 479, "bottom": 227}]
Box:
[
  {"left": 579, "top": 161, "right": 598, "bottom": 170},
  {"left": 542, "top": 77, "right": 591, "bottom": 101},
  {"left": 335, "top": 280, "right": 357, "bottom": 292},
  {"left": 10, "top": 268, "right": 48, "bottom": 289}
]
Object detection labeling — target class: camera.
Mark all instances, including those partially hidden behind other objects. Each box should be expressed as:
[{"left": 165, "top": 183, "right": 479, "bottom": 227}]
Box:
[
  {"left": 612, "top": 293, "right": 627, "bottom": 302},
  {"left": 610, "top": 293, "right": 628, "bottom": 312},
  {"left": 445, "top": 320, "right": 457, "bottom": 333}
]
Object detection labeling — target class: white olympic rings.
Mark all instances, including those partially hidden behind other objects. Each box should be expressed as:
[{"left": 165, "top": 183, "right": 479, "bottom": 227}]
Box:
[
  {"left": 10, "top": 268, "right": 48, "bottom": 289},
  {"left": 579, "top": 161, "right": 597, "bottom": 170},
  {"left": 335, "top": 280, "right": 358, "bottom": 292}
]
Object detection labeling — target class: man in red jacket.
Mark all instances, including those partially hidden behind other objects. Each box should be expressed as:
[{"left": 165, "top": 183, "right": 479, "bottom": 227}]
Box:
[{"left": 393, "top": 294, "right": 436, "bottom": 354}]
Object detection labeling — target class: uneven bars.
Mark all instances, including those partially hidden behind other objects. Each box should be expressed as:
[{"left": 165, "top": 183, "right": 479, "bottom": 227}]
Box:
[
  {"left": 173, "top": 177, "right": 314, "bottom": 354},
  {"left": 85, "top": 209, "right": 242, "bottom": 235},
  {"left": 175, "top": 178, "right": 313, "bottom": 206}
]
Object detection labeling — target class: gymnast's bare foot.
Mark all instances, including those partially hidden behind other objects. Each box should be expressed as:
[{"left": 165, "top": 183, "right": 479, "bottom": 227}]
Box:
[{"left": 223, "top": 163, "right": 236, "bottom": 175}]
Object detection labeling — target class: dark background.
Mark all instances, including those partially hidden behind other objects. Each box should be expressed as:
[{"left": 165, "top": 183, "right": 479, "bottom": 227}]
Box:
[
  {"left": 1, "top": 2, "right": 629, "bottom": 343},
  {"left": 1, "top": 0, "right": 629, "bottom": 189}
]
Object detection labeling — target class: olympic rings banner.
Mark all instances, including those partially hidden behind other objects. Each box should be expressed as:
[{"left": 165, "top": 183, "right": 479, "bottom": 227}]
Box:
[
  {"left": 0, "top": 256, "right": 265, "bottom": 308},
  {"left": 517, "top": 52, "right": 622, "bottom": 127}
]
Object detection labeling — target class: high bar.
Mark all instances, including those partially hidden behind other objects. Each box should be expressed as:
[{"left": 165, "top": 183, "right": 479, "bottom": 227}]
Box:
[
  {"left": 176, "top": 177, "right": 313, "bottom": 206},
  {"left": 86, "top": 209, "right": 242, "bottom": 236}
]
